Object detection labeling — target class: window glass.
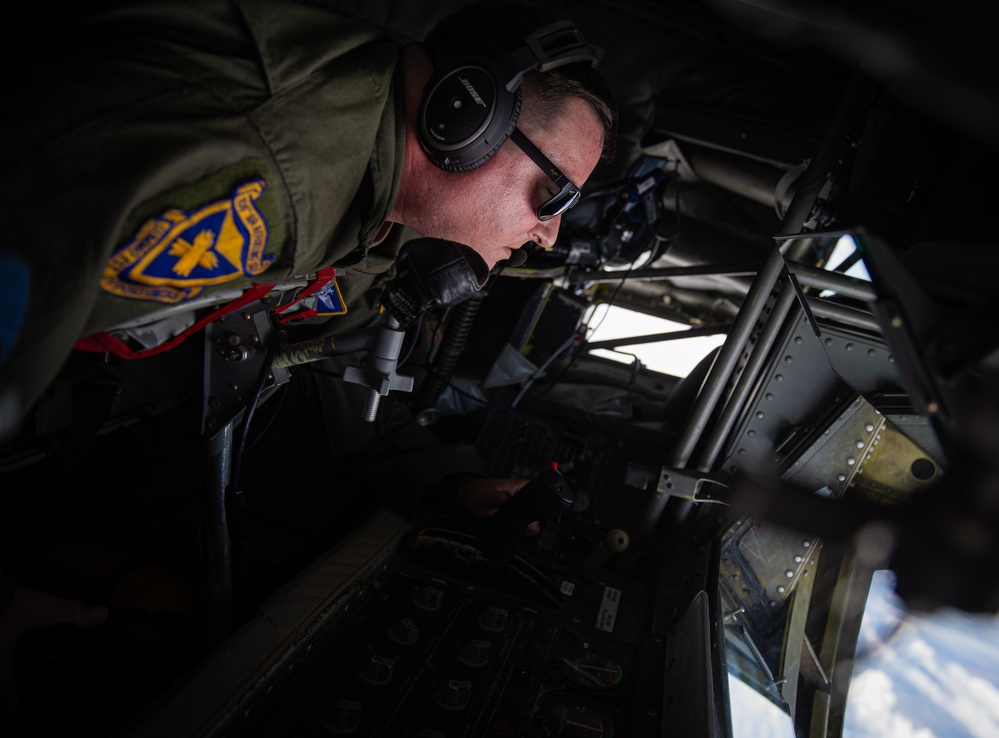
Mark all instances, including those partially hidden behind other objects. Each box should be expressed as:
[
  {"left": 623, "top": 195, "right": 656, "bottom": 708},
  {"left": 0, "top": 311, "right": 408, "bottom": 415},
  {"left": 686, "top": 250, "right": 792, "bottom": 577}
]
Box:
[
  {"left": 584, "top": 303, "right": 726, "bottom": 376},
  {"left": 819, "top": 234, "right": 872, "bottom": 297},
  {"left": 728, "top": 674, "right": 796, "bottom": 738},
  {"left": 845, "top": 570, "right": 999, "bottom": 738}
]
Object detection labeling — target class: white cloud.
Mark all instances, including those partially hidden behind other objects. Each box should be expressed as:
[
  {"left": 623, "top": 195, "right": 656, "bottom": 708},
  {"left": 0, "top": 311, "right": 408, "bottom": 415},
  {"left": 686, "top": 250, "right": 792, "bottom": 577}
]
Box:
[
  {"left": 847, "top": 669, "right": 936, "bottom": 738},
  {"left": 964, "top": 672, "right": 999, "bottom": 727},
  {"left": 848, "top": 607, "right": 999, "bottom": 738}
]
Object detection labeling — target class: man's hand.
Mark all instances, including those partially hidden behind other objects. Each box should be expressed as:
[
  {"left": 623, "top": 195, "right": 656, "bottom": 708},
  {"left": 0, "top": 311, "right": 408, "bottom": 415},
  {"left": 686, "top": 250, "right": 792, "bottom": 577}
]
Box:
[{"left": 453, "top": 477, "right": 541, "bottom": 535}]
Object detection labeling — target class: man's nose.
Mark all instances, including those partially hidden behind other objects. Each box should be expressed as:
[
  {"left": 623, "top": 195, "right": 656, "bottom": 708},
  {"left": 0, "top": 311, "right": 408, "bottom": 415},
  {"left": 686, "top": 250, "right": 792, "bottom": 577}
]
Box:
[{"left": 531, "top": 217, "right": 560, "bottom": 250}]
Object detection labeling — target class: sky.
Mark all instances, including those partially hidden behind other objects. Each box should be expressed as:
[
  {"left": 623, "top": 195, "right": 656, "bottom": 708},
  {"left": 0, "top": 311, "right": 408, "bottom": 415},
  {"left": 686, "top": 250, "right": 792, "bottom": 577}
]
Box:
[
  {"left": 584, "top": 302, "right": 726, "bottom": 377},
  {"left": 729, "top": 570, "right": 999, "bottom": 738},
  {"left": 844, "top": 571, "right": 999, "bottom": 738}
]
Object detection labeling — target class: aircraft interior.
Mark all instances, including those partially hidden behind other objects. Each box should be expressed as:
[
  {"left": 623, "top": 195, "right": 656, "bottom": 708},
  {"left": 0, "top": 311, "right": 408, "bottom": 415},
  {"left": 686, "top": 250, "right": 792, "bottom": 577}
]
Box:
[{"left": 1, "top": 1, "right": 997, "bottom": 737}]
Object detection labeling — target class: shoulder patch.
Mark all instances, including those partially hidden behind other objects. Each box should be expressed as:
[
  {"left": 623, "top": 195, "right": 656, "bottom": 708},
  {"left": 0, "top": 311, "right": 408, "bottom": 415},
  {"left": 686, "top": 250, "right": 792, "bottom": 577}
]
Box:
[
  {"left": 314, "top": 277, "right": 347, "bottom": 316},
  {"left": 102, "top": 179, "right": 274, "bottom": 304}
]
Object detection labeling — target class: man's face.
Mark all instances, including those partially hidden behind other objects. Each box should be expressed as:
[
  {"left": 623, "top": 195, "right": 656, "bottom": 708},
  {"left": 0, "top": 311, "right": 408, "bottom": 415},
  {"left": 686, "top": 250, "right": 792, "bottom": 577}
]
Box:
[{"left": 426, "top": 97, "right": 605, "bottom": 270}]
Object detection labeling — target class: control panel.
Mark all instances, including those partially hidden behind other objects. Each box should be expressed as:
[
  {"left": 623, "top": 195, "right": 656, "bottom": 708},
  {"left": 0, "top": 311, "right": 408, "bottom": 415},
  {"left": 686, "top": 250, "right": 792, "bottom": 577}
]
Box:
[{"left": 235, "top": 557, "right": 645, "bottom": 737}]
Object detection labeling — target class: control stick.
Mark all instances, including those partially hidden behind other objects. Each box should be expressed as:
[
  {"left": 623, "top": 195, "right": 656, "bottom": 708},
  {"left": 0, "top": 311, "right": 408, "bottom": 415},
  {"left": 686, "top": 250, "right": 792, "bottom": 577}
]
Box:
[{"left": 479, "top": 463, "right": 574, "bottom": 560}]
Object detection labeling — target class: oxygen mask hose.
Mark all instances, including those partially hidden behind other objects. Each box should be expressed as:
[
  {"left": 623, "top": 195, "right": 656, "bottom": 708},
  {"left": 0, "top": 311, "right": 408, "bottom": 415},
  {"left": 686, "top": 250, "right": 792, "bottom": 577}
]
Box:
[{"left": 344, "top": 239, "right": 491, "bottom": 421}]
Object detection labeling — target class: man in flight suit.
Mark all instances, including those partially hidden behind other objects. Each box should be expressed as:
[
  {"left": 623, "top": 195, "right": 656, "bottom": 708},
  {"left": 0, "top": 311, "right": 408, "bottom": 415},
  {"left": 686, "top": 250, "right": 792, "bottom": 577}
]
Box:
[{"left": 0, "top": 1, "right": 616, "bottom": 727}]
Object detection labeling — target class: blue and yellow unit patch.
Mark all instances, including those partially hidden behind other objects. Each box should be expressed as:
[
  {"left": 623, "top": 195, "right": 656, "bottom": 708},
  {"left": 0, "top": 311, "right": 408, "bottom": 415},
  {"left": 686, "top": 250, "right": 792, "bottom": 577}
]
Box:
[
  {"left": 313, "top": 278, "right": 347, "bottom": 316},
  {"left": 102, "top": 179, "right": 274, "bottom": 303}
]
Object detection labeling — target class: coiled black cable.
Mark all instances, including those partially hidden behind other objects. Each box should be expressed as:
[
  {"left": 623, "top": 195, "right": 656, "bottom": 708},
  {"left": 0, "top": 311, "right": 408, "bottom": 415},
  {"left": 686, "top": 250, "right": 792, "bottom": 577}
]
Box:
[{"left": 413, "top": 292, "right": 484, "bottom": 410}]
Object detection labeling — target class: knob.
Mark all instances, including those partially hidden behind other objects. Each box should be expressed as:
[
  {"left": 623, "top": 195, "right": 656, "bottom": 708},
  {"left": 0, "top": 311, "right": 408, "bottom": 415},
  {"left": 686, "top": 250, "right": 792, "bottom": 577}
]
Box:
[
  {"left": 477, "top": 607, "right": 508, "bottom": 633},
  {"left": 322, "top": 699, "right": 362, "bottom": 734},
  {"left": 358, "top": 654, "right": 395, "bottom": 686},
  {"left": 388, "top": 617, "right": 420, "bottom": 646},
  {"left": 458, "top": 639, "right": 491, "bottom": 668},
  {"left": 605, "top": 528, "right": 630, "bottom": 553},
  {"left": 434, "top": 679, "right": 472, "bottom": 711},
  {"left": 414, "top": 585, "right": 444, "bottom": 612}
]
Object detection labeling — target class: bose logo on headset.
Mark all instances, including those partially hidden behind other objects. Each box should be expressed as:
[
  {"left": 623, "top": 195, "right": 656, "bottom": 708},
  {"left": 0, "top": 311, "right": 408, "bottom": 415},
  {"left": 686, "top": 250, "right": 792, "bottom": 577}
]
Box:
[
  {"left": 418, "top": 20, "right": 598, "bottom": 173},
  {"left": 458, "top": 76, "right": 487, "bottom": 107}
]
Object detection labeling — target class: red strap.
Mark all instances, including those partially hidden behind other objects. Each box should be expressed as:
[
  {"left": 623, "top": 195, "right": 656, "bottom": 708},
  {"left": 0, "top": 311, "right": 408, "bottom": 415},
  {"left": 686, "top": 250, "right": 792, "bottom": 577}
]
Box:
[
  {"left": 75, "top": 282, "right": 276, "bottom": 359},
  {"left": 271, "top": 267, "right": 336, "bottom": 315},
  {"left": 75, "top": 267, "right": 339, "bottom": 359},
  {"left": 277, "top": 307, "right": 318, "bottom": 324}
]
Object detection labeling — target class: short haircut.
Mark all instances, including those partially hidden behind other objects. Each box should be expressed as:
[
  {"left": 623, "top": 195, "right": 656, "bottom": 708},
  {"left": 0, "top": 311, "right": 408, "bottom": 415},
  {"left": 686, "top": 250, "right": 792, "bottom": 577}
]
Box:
[{"left": 422, "top": 0, "right": 618, "bottom": 162}]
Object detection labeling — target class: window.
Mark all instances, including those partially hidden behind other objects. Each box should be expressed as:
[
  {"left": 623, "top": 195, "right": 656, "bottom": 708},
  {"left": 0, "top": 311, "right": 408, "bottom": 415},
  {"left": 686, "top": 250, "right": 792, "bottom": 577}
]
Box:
[
  {"left": 844, "top": 570, "right": 999, "bottom": 738},
  {"left": 584, "top": 303, "right": 726, "bottom": 376}
]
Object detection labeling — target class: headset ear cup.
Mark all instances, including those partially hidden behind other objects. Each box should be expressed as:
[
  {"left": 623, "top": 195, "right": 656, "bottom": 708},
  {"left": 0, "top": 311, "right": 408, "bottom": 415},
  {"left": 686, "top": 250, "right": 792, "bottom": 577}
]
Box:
[
  {"left": 418, "top": 60, "right": 522, "bottom": 172},
  {"left": 418, "top": 20, "right": 597, "bottom": 172}
]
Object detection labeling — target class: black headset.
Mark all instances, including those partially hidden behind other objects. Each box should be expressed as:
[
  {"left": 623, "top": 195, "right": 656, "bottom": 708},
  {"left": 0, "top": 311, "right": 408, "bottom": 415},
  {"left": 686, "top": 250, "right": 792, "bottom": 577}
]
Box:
[{"left": 418, "top": 20, "right": 598, "bottom": 173}]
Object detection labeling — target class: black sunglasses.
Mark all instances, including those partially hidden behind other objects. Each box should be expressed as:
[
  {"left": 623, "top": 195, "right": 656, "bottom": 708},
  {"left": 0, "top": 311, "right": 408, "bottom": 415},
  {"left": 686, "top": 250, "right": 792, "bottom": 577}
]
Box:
[{"left": 509, "top": 127, "right": 581, "bottom": 221}]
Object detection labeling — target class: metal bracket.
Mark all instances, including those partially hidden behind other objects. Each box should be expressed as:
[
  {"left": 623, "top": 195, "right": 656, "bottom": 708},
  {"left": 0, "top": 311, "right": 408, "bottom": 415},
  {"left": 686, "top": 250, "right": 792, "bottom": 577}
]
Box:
[
  {"left": 202, "top": 300, "right": 291, "bottom": 435},
  {"left": 657, "top": 467, "right": 733, "bottom": 504}
]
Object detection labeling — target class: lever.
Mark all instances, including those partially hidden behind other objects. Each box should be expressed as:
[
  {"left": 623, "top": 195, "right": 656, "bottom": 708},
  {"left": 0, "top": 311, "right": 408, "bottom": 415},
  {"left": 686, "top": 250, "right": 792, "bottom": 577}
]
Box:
[
  {"left": 341, "top": 314, "right": 415, "bottom": 421},
  {"left": 478, "top": 463, "right": 574, "bottom": 560}
]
